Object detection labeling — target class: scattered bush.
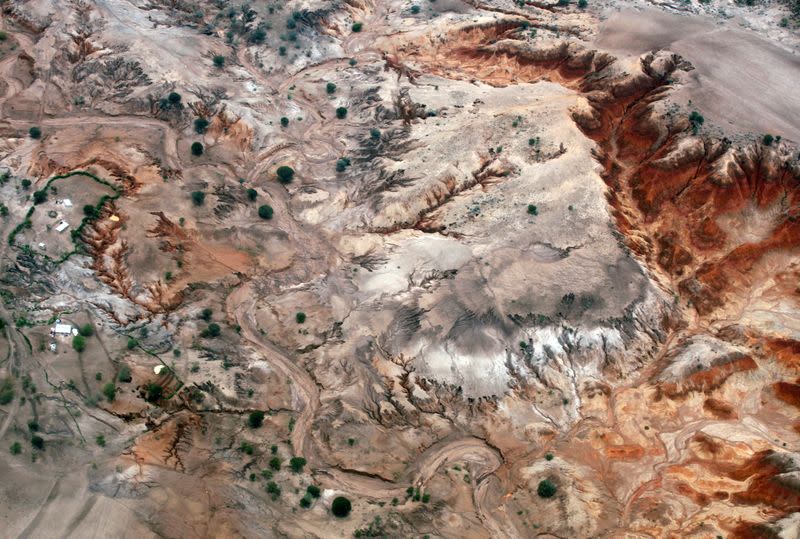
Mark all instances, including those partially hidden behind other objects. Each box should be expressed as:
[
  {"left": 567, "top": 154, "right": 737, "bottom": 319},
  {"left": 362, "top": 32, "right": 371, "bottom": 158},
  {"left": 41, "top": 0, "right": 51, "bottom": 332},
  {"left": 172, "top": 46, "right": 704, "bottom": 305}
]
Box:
[
  {"left": 247, "top": 188, "right": 258, "bottom": 201},
  {"left": 21, "top": 179, "right": 31, "bottom": 189},
  {"left": 240, "top": 441, "right": 255, "bottom": 455},
  {"left": 83, "top": 204, "right": 97, "bottom": 218},
  {"left": 289, "top": 456, "right": 307, "bottom": 473},
  {"left": 335, "top": 107, "right": 348, "bottom": 119},
  {"left": 10, "top": 441, "right": 21, "bottom": 454},
  {"left": 191, "top": 142, "right": 204, "bottom": 156},
  {"left": 280, "top": 116, "right": 289, "bottom": 127},
  {"left": 326, "top": 82, "right": 337, "bottom": 94},
  {"left": 411, "top": 4, "right": 421, "bottom": 14},
  {"left": 248, "top": 411, "right": 265, "bottom": 429},
  {"left": 168, "top": 92, "right": 182, "bottom": 104},
  {"left": 72, "top": 335, "right": 86, "bottom": 353},
  {"left": 126, "top": 338, "right": 138, "bottom": 350},
  {"left": 527, "top": 204, "right": 538, "bottom": 216},
  {"left": 307, "top": 484, "right": 321, "bottom": 498},
  {"left": 258, "top": 204, "right": 274, "bottom": 219},
  {"left": 331, "top": 496, "right": 352, "bottom": 517},
  {"left": 191, "top": 191, "right": 206, "bottom": 206},
  {"left": 763, "top": 134, "right": 774, "bottom": 146},
  {"left": 32, "top": 190, "right": 47, "bottom": 204},
  {"left": 537, "top": 479, "right": 557, "bottom": 498},
  {"left": 269, "top": 456, "right": 282, "bottom": 470},
  {"left": 248, "top": 27, "right": 267, "bottom": 44},
  {"left": 578, "top": 0, "right": 587, "bottom": 7},
  {"left": 200, "top": 307, "right": 213, "bottom": 322},
  {"left": 335, "top": 157, "right": 351, "bottom": 172},
  {"left": 96, "top": 435, "right": 106, "bottom": 447},
  {"left": 299, "top": 495, "right": 312, "bottom": 508},
  {"left": 28, "top": 420, "right": 39, "bottom": 432},
  {"left": 194, "top": 118, "right": 210, "bottom": 134},
  {"left": 29, "top": 127, "right": 42, "bottom": 139},
  {"left": 102, "top": 382, "right": 116, "bottom": 402},
  {"left": 79, "top": 323, "right": 94, "bottom": 337},
  {"left": 545, "top": 453, "right": 554, "bottom": 461},
  {"left": 213, "top": 55, "right": 225, "bottom": 67},
  {"left": 351, "top": 22, "right": 363, "bottom": 32},
  {"left": 276, "top": 166, "right": 295, "bottom": 184},
  {"left": 370, "top": 128, "right": 381, "bottom": 140},
  {"left": 689, "top": 110, "right": 704, "bottom": 134},
  {"left": 295, "top": 312, "right": 306, "bottom": 324}
]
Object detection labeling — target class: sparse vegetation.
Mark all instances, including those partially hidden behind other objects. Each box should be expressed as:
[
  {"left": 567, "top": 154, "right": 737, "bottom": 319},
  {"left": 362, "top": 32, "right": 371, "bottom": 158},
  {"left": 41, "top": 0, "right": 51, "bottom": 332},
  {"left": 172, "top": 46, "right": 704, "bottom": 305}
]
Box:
[
  {"left": 191, "top": 142, "right": 204, "bottom": 156},
  {"left": 240, "top": 441, "right": 255, "bottom": 455},
  {"left": 118, "top": 365, "right": 132, "bottom": 383},
  {"left": 0, "top": 378, "right": 14, "bottom": 405},
  {"left": 331, "top": 496, "right": 352, "bottom": 517}
]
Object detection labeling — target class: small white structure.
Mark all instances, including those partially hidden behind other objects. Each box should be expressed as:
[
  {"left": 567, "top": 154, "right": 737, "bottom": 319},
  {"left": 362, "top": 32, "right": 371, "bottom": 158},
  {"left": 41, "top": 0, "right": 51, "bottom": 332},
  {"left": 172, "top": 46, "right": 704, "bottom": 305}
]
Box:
[
  {"left": 62, "top": 198, "right": 73, "bottom": 208},
  {"left": 55, "top": 221, "right": 69, "bottom": 233},
  {"left": 153, "top": 365, "right": 165, "bottom": 375},
  {"left": 37, "top": 242, "right": 46, "bottom": 250},
  {"left": 49, "top": 342, "right": 57, "bottom": 352},
  {"left": 53, "top": 323, "right": 73, "bottom": 336}
]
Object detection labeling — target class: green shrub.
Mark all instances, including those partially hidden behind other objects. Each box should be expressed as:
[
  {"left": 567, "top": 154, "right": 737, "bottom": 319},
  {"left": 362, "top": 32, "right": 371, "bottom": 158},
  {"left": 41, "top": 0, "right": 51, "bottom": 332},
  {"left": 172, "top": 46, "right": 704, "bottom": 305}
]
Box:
[
  {"left": 247, "top": 188, "right": 258, "bottom": 201},
  {"left": 240, "top": 441, "right": 255, "bottom": 455},
  {"left": 280, "top": 116, "right": 289, "bottom": 127},
  {"left": 307, "top": 484, "right": 321, "bottom": 498},
  {"left": 194, "top": 118, "right": 210, "bottom": 134},
  {"left": 527, "top": 204, "right": 538, "bottom": 216},
  {"left": 266, "top": 481, "right": 281, "bottom": 499},
  {"left": 331, "top": 496, "right": 352, "bottom": 517},
  {"left": 411, "top": 5, "right": 421, "bottom": 14},
  {"left": 689, "top": 111, "right": 704, "bottom": 134},
  {"left": 370, "top": 128, "right": 381, "bottom": 140},
  {"left": 96, "top": 435, "right": 106, "bottom": 447},
  {"left": 248, "top": 411, "right": 265, "bottom": 429},
  {"left": 258, "top": 205, "right": 274, "bottom": 219},
  {"left": 763, "top": 134, "right": 774, "bottom": 146},
  {"left": 537, "top": 479, "right": 557, "bottom": 498},
  {"left": 578, "top": 0, "right": 587, "bottom": 7},
  {"left": 200, "top": 308, "right": 213, "bottom": 322},
  {"left": 351, "top": 22, "right": 363, "bottom": 32},
  {"left": 72, "top": 335, "right": 86, "bottom": 353},
  {"left": 335, "top": 157, "right": 351, "bottom": 172},
  {"left": 295, "top": 312, "right": 306, "bottom": 324},
  {"left": 276, "top": 166, "right": 295, "bottom": 184},
  {"left": 202, "top": 323, "right": 221, "bottom": 338},
  {"left": 335, "top": 107, "right": 348, "bottom": 119},
  {"left": 102, "top": 382, "right": 116, "bottom": 402},
  {"left": 289, "top": 456, "right": 307, "bottom": 473},
  {"left": 79, "top": 323, "right": 94, "bottom": 337},
  {"left": 326, "top": 82, "right": 337, "bottom": 94},
  {"left": 545, "top": 452, "right": 554, "bottom": 461},
  {"left": 191, "top": 191, "right": 206, "bottom": 206},
  {"left": 191, "top": 142, "right": 204, "bottom": 156},
  {"left": 29, "top": 127, "right": 42, "bottom": 139},
  {"left": 0, "top": 31, "right": 7, "bottom": 41},
  {"left": 28, "top": 420, "right": 39, "bottom": 432},
  {"left": 168, "top": 92, "right": 181, "bottom": 104},
  {"left": 10, "top": 441, "right": 21, "bottom": 454},
  {"left": 213, "top": 55, "right": 225, "bottom": 67},
  {"left": 21, "top": 179, "right": 31, "bottom": 190},
  {"left": 126, "top": 338, "right": 138, "bottom": 350},
  {"left": 299, "top": 495, "right": 312, "bottom": 508}
]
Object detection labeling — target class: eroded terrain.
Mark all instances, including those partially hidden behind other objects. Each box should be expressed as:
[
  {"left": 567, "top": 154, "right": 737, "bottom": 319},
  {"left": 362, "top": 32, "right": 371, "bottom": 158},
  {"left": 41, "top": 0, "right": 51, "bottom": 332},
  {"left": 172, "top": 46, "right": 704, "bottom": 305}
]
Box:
[{"left": 0, "top": 0, "right": 799, "bottom": 537}]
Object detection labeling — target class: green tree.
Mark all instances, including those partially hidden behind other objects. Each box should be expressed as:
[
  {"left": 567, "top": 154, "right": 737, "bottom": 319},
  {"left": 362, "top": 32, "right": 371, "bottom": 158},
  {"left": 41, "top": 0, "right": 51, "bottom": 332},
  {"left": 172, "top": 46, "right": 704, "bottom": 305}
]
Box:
[
  {"left": 102, "top": 382, "right": 116, "bottom": 402},
  {"left": 21, "top": 179, "right": 31, "bottom": 190},
  {"left": 32, "top": 190, "right": 47, "bottom": 204},
  {"left": 269, "top": 456, "right": 281, "bottom": 470},
  {"left": 191, "top": 191, "right": 206, "bottom": 206},
  {"left": 213, "top": 55, "right": 225, "bottom": 67},
  {"left": 10, "top": 441, "right": 21, "bottom": 454},
  {"left": 331, "top": 496, "right": 352, "bottom": 517},
  {"left": 307, "top": 484, "right": 321, "bottom": 498},
  {"left": 126, "top": 338, "right": 138, "bottom": 350},
  {"left": 29, "top": 127, "right": 42, "bottom": 139},
  {"left": 72, "top": 334, "right": 86, "bottom": 353},
  {"left": 246, "top": 188, "right": 258, "bottom": 201},
  {"left": 258, "top": 205, "right": 274, "bottom": 219},
  {"left": 202, "top": 323, "right": 221, "bottom": 338},
  {"left": 200, "top": 307, "right": 213, "bottom": 322},
  {"left": 763, "top": 134, "right": 774, "bottom": 146},
  {"left": 351, "top": 22, "right": 363, "bottom": 32},
  {"left": 280, "top": 116, "right": 289, "bottom": 127},
  {"left": 295, "top": 312, "right": 306, "bottom": 324},
  {"left": 167, "top": 92, "right": 182, "bottom": 105},
  {"left": 537, "top": 479, "right": 557, "bottom": 498},
  {"left": 0, "top": 378, "right": 14, "bottom": 405},
  {"left": 335, "top": 107, "right": 348, "bottom": 119},
  {"left": 248, "top": 411, "right": 265, "bottom": 429},
  {"left": 79, "top": 323, "right": 94, "bottom": 337},
  {"left": 527, "top": 204, "right": 538, "bottom": 216},
  {"left": 146, "top": 383, "right": 163, "bottom": 403},
  {"left": 118, "top": 365, "right": 132, "bottom": 383},
  {"left": 289, "top": 456, "right": 307, "bottom": 473},
  {"left": 276, "top": 166, "right": 295, "bottom": 184},
  {"left": 83, "top": 204, "right": 98, "bottom": 217},
  {"left": 578, "top": 0, "right": 587, "bottom": 7},
  {"left": 31, "top": 435, "right": 44, "bottom": 450},
  {"left": 194, "top": 118, "right": 210, "bottom": 134},
  {"left": 326, "top": 82, "right": 337, "bottom": 94},
  {"left": 96, "top": 435, "right": 106, "bottom": 447},
  {"left": 266, "top": 481, "right": 281, "bottom": 500},
  {"left": 191, "top": 142, "right": 204, "bottom": 156}
]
